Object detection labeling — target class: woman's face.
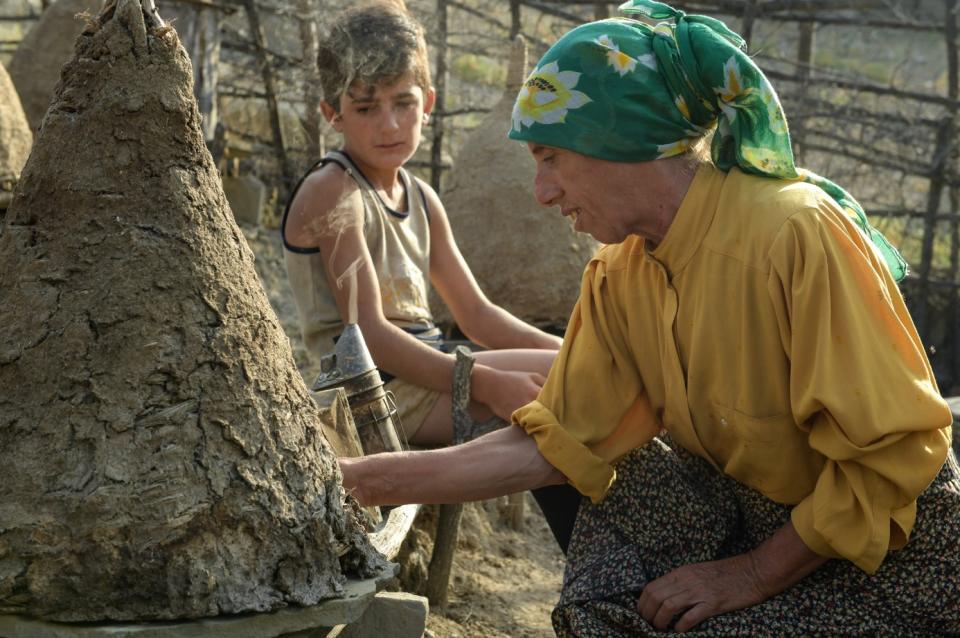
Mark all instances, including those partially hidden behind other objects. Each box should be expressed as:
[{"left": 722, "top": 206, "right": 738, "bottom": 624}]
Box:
[
  {"left": 528, "top": 142, "right": 630, "bottom": 244},
  {"left": 527, "top": 142, "right": 680, "bottom": 244}
]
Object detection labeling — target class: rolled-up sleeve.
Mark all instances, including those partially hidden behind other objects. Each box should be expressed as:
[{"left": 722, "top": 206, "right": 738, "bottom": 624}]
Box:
[
  {"left": 513, "top": 249, "right": 660, "bottom": 503},
  {"left": 767, "top": 205, "right": 952, "bottom": 573}
]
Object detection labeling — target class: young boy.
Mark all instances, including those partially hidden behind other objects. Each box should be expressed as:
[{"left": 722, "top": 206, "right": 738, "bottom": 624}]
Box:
[{"left": 282, "top": 1, "right": 562, "bottom": 448}]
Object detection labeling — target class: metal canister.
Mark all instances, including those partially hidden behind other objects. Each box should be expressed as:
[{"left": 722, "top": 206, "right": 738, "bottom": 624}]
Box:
[{"left": 312, "top": 323, "right": 404, "bottom": 455}]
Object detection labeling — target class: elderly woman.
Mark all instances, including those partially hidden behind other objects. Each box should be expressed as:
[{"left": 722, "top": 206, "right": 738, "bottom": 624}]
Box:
[{"left": 340, "top": 1, "right": 960, "bottom": 635}]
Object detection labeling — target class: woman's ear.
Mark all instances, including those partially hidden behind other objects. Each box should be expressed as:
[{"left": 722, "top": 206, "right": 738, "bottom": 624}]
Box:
[{"left": 320, "top": 100, "right": 342, "bottom": 131}]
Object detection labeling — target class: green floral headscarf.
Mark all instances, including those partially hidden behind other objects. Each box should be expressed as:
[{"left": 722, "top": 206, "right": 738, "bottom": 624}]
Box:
[{"left": 508, "top": 0, "right": 907, "bottom": 281}]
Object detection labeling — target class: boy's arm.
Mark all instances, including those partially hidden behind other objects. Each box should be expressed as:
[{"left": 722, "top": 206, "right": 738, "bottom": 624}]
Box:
[
  {"left": 421, "top": 182, "right": 563, "bottom": 351},
  {"left": 286, "top": 169, "right": 545, "bottom": 420}
]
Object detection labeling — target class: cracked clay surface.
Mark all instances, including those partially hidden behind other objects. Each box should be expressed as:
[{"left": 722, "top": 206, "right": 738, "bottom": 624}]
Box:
[{"left": 0, "top": 0, "right": 386, "bottom": 622}]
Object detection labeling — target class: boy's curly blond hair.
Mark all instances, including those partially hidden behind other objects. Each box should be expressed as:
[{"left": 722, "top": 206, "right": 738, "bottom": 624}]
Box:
[{"left": 317, "top": 1, "right": 432, "bottom": 110}]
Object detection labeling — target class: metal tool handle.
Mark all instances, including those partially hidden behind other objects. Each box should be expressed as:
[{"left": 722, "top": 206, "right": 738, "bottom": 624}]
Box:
[{"left": 451, "top": 346, "right": 474, "bottom": 445}]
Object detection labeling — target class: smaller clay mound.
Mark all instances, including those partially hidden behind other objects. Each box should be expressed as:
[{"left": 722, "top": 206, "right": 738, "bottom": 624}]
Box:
[
  {"left": 7, "top": 0, "right": 103, "bottom": 131},
  {"left": 0, "top": 61, "right": 32, "bottom": 205},
  {"left": 443, "top": 37, "right": 598, "bottom": 327}
]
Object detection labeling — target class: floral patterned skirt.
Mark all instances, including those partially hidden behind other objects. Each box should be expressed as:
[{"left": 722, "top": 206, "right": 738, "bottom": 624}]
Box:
[{"left": 554, "top": 437, "right": 960, "bottom": 637}]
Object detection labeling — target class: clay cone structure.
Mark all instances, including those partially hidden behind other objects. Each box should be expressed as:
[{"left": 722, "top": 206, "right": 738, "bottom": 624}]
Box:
[
  {"left": 7, "top": 0, "right": 103, "bottom": 131},
  {"left": 0, "top": 61, "right": 32, "bottom": 210},
  {"left": 0, "top": 0, "right": 385, "bottom": 622},
  {"left": 442, "top": 37, "right": 598, "bottom": 327}
]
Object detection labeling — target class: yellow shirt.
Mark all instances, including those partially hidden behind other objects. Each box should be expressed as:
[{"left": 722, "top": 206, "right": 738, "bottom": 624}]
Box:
[{"left": 513, "top": 164, "right": 952, "bottom": 573}]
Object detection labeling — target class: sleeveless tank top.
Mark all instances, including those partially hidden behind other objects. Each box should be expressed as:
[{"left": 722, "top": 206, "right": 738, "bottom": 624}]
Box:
[{"left": 282, "top": 150, "right": 437, "bottom": 364}]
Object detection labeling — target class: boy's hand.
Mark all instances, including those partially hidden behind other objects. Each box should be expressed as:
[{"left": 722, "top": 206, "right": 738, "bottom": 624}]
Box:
[{"left": 471, "top": 365, "right": 546, "bottom": 422}]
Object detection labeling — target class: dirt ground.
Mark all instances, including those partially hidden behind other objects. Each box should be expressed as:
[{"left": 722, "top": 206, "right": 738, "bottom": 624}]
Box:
[
  {"left": 242, "top": 224, "right": 566, "bottom": 637},
  {"left": 418, "top": 498, "right": 565, "bottom": 638}
]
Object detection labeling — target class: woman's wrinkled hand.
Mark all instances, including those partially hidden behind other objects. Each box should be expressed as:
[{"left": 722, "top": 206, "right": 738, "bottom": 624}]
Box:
[
  {"left": 636, "top": 552, "right": 769, "bottom": 633},
  {"left": 638, "top": 520, "right": 827, "bottom": 632}
]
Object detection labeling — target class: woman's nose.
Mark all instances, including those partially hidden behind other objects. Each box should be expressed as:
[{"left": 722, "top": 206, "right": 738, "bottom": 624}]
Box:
[{"left": 534, "top": 172, "right": 561, "bottom": 207}]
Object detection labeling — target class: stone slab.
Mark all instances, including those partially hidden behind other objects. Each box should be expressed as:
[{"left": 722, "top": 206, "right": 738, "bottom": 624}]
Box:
[
  {"left": 335, "top": 592, "right": 428, "bottom": 638},
  {"left": 0, "top": 578, "right": 379, "bottom": 638},
  {"left": 222, "top": 173, "right": 266, "bottom": 227}
]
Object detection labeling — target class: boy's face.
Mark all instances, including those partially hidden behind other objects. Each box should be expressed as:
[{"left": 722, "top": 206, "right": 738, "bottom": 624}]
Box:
[{"left": 322, "top": 73, "right": 435, "bottom": 173}]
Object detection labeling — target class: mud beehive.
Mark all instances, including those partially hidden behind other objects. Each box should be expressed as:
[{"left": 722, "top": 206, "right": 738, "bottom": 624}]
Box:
[
  {"left": 0, "top": 61, "right": 32, "bottom": 210},
  {"left": 442, "top": 37, "right": 598, "bottom": 328},
  {"left": 7, "top": 0, "right": 103, "bottom": 132},
  {"left": 0, "top": 0, "right": 384, "bottom": 622}
]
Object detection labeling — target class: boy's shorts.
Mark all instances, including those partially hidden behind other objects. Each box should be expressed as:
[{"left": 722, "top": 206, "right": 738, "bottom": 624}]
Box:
[{"left": 384, "top": 376, "right": 442, "bottom": 443}]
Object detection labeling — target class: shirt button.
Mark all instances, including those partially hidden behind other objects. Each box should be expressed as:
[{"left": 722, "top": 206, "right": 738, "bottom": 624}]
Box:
[{"left": 720, "top": 417, "right": 728, "bottom": 426}]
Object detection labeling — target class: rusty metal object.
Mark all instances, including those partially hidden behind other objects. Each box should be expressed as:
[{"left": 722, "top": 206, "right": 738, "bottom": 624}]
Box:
[{"left": 312, "top": 323, "right": 404, "bottom": 455}]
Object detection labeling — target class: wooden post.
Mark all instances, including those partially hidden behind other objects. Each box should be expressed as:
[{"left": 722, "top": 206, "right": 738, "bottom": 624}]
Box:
[
  {"left": 915, "top": 117, "right": 951, "bottom": 338},
  {"left": 164, "top": 0, "right": 222, "bottom": 146},
  {"left": 424, "top": 348, "right": 473, "bottom": 608},
  {"left": 505, "top": 492, "right": 525, "bottom": 530},
  {"left": 946, "top": 0, "right": 960, "bottom": 388},
  {"left": 949, "top": 183, "right": 959, "bottom": 391},
  {"left": 510, "top": 0, "right": 521, "bottom": 39},
  {"left": 917, "top": 1, "right": 959, "bottom": 342},
  {"left": 425, "top": 502, "right": 462, "bottom": 608},
  {"left": 297, "top": 0, "right": 323, "bottom": 163},
  {"left": 430, "top": 0, "right": 449, "bottom": 192},
  {"left": 740, "top": 0, "right": 759, "bottom": 49},
  {"left": 243, "top": 0, "right": 295, "bottom": 191},
  {"left": 793, "top": 20, "right": 816, "bottom": 165},
  {"left": 797, "top": 23, "right": 817, "bottom": 81},
  {"left": 195, "top": 9, "right": 220, "bottom": 144}
]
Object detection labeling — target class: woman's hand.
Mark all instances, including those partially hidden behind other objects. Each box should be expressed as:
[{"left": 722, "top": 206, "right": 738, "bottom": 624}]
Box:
[
  {"left": 471, "top": 365, "right": 546, "bottom": 421},
  {"left": 637, "top": 520, "right": 828, "bottom": 632},
  {"left": 637, "top": 552, "right": 767, "bottom": 632},
  {"left": 338, "top": 457, "right": 373, "bottom": 506}
]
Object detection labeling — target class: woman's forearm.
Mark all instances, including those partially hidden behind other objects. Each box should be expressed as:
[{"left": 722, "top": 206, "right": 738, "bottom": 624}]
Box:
[
  {"left": 339, "top": 425, "right": 565, "bottom": 506},
  {"left": 748, "top": 519, "right": 829, "bottom": 598}
]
